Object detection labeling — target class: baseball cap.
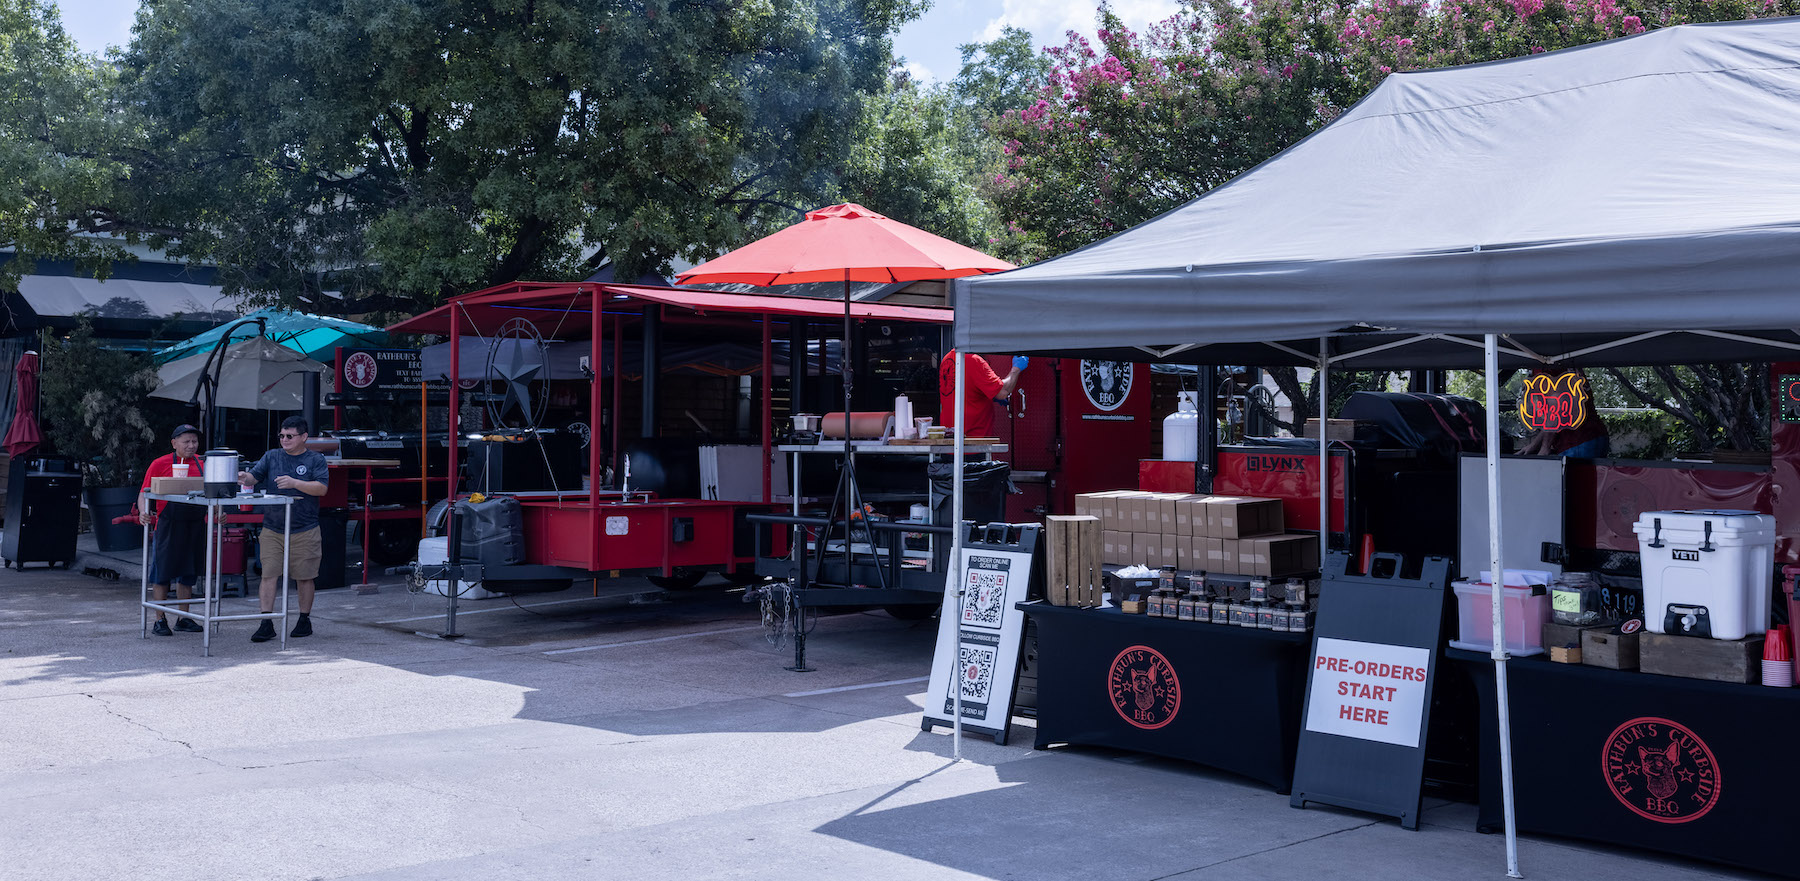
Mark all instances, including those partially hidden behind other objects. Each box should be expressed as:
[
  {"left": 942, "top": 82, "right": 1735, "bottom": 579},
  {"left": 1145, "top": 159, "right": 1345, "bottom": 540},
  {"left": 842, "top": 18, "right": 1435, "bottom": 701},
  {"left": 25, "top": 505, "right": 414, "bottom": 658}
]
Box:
[{"left": 170, "top": 423, "right": 202, "bottom": 440}]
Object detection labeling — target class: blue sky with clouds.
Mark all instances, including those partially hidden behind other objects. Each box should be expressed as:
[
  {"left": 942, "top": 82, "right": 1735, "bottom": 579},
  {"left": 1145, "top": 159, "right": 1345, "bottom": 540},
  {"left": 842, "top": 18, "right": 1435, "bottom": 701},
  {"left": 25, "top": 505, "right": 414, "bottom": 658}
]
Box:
[{"left": 56, "top": 0, "right": 1181, "bottom": 81}]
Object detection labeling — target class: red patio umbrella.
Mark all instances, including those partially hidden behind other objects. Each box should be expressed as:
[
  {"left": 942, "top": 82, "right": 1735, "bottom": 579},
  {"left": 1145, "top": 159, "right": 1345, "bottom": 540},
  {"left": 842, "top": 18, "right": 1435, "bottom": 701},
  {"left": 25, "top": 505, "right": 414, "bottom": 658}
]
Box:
[
  {"left": 3, "top": 351, "right": 43, "bottom": 458},
  {"left": 674, "top": 201, "right": 1013, "bottom": 437},
  {"left": 676, "top": 204, "right": 1012, "bottom": 712},
  {"left": 674, "top": 202, "right": 1014, "bottom": 285}
]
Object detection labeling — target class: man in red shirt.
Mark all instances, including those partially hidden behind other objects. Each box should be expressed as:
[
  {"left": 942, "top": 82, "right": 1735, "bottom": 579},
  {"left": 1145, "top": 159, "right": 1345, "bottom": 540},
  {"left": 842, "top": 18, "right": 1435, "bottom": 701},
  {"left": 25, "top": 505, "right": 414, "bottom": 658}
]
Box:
[
  {"left": 939, "top": 349, "right": 1027, "bottom": 439},
  {"left": 138, "top": 424, "right": 207, "bottom": 635}
]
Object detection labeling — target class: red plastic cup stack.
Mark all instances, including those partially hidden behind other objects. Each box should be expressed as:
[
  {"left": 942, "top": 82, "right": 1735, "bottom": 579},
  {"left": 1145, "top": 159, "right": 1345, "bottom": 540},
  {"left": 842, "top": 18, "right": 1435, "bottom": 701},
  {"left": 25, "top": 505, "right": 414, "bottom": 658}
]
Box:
[{"left": 1763, "top": 625, "right": 1793, "bottom": 687}]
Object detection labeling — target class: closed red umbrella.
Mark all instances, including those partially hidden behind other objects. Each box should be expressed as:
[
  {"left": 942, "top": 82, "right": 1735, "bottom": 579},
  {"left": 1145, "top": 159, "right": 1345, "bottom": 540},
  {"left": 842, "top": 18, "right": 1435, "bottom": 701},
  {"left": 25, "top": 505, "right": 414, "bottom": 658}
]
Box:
[{"left": 3, "top": 351, "right": 42, "bottom": 458}]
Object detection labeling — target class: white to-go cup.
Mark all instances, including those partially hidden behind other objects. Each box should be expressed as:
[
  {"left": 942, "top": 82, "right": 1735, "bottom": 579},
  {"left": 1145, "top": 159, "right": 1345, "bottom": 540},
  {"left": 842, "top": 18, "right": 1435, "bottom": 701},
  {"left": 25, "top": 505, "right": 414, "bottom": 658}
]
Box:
[{"left": 171, "top": 463, "right": 190, "bottom": 478}]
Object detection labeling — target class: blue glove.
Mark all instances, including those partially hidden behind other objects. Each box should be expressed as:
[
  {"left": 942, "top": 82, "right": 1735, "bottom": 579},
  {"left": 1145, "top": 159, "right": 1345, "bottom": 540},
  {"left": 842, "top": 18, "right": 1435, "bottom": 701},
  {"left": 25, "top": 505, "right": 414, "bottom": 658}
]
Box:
[{"left": 1012, "top": 356, "right": 1030, "bottom": 372}]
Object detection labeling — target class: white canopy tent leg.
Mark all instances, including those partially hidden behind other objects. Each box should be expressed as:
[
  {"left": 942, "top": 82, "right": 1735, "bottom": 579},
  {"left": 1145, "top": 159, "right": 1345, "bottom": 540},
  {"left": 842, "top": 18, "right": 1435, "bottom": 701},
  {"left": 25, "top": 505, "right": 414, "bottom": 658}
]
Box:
[
  {"left": 952, "top": 352, "right": 967, "bottom": 761},
  {"left": 1318, "top": 339, "right": 1329, "bottom": 564},
  {"left": 1486, "top": 334, "right": 1523, "bottom": 878}
]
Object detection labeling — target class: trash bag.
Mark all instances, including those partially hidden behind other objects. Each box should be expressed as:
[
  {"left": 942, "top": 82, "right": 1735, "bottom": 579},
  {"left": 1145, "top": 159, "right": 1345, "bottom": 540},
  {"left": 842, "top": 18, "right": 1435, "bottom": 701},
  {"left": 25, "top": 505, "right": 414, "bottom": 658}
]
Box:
[{"left": 928, "top": 460, "right": 1015, "bottom": 528}]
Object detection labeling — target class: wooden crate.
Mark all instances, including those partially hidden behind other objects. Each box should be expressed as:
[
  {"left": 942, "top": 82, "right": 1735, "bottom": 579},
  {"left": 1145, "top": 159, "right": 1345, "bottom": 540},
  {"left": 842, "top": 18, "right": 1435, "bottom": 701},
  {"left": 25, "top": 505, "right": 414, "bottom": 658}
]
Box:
[
  {"left": 1581, "top": 629, "right": 1641, "bottom": 671},
  {"left": 1543, "top": 622, "right": 1604, "bottom": 663},
  {"left": 1044, "top": 515, "right": 1102, "bottom": 608},
  {"left": 1638, "top": 631, "right": 1762, "bottom": 683}
]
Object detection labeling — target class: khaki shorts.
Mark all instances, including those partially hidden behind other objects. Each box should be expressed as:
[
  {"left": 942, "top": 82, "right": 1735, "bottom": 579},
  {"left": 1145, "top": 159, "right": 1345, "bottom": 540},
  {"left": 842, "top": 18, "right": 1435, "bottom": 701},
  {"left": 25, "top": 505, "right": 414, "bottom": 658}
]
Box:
[{"left": 260, "top": 526, "right": 322, "bottom": 581}]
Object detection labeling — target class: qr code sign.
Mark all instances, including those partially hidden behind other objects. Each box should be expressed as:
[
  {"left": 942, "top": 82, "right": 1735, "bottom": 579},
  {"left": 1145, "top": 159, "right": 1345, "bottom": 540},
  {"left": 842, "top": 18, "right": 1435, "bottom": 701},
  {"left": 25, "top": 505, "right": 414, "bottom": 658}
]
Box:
[
  {"left": 961, "top": 561, "right": 1008, "bottom": 628},
  {"left": 959, "top": 643, "right": 996, "bottom": 703}
]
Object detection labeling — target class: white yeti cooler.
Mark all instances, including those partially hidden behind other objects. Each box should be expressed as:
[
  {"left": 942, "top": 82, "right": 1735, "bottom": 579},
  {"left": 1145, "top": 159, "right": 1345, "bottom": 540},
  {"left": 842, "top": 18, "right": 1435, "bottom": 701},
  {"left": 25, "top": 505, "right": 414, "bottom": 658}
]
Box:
[{"left": 1632, "top": 510, "right": 1775, "bottom": 640}]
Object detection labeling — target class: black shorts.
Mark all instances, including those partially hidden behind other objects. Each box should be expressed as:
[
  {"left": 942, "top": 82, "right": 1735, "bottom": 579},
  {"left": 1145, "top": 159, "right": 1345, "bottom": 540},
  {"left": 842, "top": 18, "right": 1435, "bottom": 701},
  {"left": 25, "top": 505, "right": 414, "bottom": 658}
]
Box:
[{"left": 150, "top": 515, "right": 206, "bottom": 586}]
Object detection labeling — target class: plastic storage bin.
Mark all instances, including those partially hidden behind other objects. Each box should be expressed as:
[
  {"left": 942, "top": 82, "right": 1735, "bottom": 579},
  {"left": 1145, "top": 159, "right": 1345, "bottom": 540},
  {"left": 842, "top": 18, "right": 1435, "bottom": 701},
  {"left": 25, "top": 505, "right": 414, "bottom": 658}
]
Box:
[
  {"left": 1633, "top": 509, "right": 1774, "bottom": 640},
  {"left": 1449, "top": 580, "right": 1550, "bottom": 656},
  {"left": 416, "top": 537, "right": 499, "bottom": 600}
]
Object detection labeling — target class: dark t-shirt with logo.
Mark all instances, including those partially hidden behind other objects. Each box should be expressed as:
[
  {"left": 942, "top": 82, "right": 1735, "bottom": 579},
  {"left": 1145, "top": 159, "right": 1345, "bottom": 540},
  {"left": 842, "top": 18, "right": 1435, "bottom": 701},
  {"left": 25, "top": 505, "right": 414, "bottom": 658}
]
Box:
[{"left": 247, "top": 449, "right": 330, "bottom": 532}]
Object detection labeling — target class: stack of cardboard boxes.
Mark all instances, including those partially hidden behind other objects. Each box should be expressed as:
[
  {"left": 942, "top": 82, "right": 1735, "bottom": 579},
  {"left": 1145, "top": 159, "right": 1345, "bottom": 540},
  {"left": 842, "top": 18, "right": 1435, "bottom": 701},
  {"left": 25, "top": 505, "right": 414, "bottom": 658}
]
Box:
[{"left": 1075, "top": 490, "right": 1320, "bottom": 578}]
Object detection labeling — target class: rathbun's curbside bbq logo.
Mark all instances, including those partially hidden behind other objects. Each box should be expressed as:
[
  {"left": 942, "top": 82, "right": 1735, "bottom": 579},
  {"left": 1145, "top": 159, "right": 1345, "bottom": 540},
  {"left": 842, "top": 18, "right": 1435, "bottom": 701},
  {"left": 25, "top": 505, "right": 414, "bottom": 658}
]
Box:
[
  {"left": 343, "top": 351, "right": 379, "bottom": 389},
  {"left": 1108, "top": 645, "right": 1180, "bottom": 729},
  {"left": 1602, "top": 717, "right": 1721, "bottom": 824},
  {"left": 1080, "top": 360, "right": 1132, "bottom": 411}
]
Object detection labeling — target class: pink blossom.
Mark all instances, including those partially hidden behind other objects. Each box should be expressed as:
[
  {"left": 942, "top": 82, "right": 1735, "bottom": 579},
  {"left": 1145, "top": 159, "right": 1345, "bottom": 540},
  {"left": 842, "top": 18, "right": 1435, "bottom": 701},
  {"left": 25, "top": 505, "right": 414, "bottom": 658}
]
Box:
[
  {"left": 1396, "top": 37, "right": 1414, "bottom": 50},
  {"left": 1482, "top": 19, "right": 1495, "bottom": 31},
  {"left": 1379, "top": 64, "right": 1392, "bottom": 73},
  {"left": 1507, "top": 0, "right": 1544, "bottom": 17},
  {"left": 1280, "top": 63, "right": 1297, "bottom": 79},
  {"left": 1620, "top": 14, "right": 1644, "bottom": 32}
]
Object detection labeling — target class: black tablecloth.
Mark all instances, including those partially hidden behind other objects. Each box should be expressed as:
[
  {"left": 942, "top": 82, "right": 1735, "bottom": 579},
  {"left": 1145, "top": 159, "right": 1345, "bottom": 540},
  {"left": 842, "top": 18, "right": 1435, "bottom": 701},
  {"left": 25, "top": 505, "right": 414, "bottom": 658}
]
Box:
[
  {"left": 1445, "top": 649, "right": 1800, "bottom": 878},
  {"left": 1020, "top": 602, "right": 1312, "bottom": 792}
]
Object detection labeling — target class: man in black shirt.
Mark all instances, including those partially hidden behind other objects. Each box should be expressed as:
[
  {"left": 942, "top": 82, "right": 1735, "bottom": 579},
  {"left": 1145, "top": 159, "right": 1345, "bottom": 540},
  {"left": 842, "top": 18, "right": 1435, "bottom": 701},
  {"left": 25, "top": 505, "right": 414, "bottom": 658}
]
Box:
[{"left": 238, "top": 416, "right": 330, "bottom": 642}]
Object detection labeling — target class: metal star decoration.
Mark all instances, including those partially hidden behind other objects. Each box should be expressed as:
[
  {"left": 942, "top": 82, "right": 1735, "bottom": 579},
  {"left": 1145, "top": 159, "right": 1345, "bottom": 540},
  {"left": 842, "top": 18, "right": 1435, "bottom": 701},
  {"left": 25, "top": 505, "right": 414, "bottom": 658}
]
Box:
[{"left": 495, "top": 342, "right": 542, "bottom": 426}]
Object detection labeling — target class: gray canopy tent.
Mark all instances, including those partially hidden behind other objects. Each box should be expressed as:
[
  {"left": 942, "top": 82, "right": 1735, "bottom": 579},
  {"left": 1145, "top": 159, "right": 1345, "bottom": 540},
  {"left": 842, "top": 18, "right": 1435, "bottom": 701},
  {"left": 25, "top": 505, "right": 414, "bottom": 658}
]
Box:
[{"left": 948, "top": 17, "right": 1800, "bottom": 876}]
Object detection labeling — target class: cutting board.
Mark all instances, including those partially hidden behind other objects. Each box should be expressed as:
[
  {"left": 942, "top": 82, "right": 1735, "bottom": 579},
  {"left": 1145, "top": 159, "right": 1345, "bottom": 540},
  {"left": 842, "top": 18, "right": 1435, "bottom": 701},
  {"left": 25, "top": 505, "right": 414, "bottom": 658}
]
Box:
[
  {"left": 885, "top": 437, "right": 1000, "bottom": 446},
  {"left": 150, "top": 476, "right": 204, "bottom": 494}
]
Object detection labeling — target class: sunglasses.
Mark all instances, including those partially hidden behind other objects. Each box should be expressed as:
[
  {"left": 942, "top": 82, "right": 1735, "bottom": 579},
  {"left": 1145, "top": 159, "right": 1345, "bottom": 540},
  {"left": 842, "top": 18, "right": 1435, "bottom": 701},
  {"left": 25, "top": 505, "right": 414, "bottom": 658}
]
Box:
[{"left": 279, "top": 432, "right": 304, "bottom": 440}]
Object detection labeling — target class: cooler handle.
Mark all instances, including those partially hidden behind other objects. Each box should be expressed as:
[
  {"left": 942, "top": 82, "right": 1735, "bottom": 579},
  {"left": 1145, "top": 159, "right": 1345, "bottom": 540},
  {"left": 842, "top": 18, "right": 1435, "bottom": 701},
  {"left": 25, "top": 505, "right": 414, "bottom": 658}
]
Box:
[
  {"left": 1648, "top": 517, "right": 1664, "bottom": 548},
  {"left": 1700, "top": 520, "right": 1715, "bottom": 553}
]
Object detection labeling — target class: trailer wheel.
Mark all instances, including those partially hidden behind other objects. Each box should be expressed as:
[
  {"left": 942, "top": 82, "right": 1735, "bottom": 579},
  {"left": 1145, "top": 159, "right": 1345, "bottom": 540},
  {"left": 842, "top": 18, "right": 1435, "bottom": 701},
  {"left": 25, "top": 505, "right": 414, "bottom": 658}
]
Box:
[{"left": 647, "top": 569, "right": 707, "bottom": 590}]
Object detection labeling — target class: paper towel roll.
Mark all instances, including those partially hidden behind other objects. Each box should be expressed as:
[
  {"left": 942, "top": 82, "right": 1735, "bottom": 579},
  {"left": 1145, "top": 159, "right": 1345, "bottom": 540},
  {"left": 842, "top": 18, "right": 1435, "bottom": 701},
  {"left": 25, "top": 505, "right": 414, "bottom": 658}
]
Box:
[{"left": 894, "top": 395, "right": 913, "bottom": 438}]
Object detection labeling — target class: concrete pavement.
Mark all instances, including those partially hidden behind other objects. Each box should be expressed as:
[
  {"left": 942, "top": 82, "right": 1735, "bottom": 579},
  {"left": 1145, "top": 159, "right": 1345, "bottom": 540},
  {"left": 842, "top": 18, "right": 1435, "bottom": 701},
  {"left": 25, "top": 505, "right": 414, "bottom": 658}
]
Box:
[{"left": 0, "top": 559, "right": 1772, "bottom": 881}]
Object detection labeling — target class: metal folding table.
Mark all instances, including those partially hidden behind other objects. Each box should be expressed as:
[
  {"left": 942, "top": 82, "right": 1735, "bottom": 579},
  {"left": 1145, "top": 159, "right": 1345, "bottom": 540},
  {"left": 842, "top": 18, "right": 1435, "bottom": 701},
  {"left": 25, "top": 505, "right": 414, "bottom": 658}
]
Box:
[{"left": 140, "top": 492, "right": 294, "bottom": 656}]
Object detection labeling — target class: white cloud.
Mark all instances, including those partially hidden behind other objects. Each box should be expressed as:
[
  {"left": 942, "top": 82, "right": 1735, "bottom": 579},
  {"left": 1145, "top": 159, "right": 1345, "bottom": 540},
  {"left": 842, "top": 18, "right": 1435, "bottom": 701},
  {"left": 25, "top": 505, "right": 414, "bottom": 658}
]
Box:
[
  {"left": 903, "top": 60, "right": 938, "bottom": 83},
  {"left": 981, "top": 0, "right": 1183, "bottom": 52}
]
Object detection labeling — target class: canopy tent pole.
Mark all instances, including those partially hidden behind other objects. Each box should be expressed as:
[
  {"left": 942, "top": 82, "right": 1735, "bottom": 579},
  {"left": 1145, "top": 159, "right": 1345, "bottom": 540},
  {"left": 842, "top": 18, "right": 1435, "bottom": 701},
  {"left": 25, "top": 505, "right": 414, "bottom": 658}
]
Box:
[
  {"left": 443, "top": 305, "right": 463, "bottom": 638},
  {"left": 1317, "top": 339, "right": 1329, "bottom": 561},
  {"left": 1486, "top": 334, "right": 1523, "bottom": 878},
  {"left": 589, "top": 293, "right": 603, "bottom": 567},
  {"left": 762, "top": 314, "right": 773, "bottom": 505},
  {"left": 951, "top": 351, "right": 967, "bottom": 761}
]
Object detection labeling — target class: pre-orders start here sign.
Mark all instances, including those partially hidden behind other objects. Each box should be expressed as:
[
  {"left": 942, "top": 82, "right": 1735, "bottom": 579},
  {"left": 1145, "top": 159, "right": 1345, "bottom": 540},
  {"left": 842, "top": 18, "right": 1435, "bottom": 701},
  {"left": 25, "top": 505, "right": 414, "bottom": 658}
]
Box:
[{"left": 1304, "top": 637, "right": 1431, "bottom": 749}]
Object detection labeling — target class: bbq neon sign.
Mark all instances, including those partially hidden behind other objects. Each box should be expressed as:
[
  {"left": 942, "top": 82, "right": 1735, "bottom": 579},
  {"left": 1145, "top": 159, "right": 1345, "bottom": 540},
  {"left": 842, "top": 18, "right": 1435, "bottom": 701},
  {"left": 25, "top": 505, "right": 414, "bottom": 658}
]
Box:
[{"left": 1519, "top": 371, "right": 1590, "bottom": 432}]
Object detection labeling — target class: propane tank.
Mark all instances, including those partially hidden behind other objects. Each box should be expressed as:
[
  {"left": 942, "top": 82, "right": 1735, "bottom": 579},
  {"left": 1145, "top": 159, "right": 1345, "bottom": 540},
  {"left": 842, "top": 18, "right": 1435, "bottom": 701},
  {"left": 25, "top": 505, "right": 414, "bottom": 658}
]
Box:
[{"left": 1162, "top": 391, "right": 1200, "bottom": 461}]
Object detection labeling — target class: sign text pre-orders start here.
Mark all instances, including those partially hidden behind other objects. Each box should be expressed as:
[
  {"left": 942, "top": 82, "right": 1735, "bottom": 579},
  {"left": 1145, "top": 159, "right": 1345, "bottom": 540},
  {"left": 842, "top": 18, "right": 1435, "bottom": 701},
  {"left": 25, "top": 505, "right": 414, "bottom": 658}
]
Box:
[{"left": 1315, "top": 654, "right": 1427, "bottom": 726}]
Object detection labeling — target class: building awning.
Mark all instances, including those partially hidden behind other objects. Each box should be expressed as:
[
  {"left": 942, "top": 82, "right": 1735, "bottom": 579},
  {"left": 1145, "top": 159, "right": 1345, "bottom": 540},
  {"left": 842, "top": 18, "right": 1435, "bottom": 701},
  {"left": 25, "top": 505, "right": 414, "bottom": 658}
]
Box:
[{"left": 386, "top": 282, "right": 952, "bottom": 338}]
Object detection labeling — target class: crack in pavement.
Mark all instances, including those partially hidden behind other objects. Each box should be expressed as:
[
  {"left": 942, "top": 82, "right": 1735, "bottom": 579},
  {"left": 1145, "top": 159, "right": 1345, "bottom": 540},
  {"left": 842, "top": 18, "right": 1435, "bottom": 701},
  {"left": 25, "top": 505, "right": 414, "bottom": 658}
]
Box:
[
  {"left": 81, "top": 693, "right": 227, "bottom": 768},
  {"left": 1154, "top": 819, "right": 1384, "bottom": 879}
]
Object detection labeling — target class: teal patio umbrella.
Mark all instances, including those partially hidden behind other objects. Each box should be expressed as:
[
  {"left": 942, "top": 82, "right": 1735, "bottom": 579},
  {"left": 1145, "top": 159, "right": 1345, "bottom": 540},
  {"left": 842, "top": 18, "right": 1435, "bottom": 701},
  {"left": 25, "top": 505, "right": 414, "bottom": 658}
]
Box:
[{"left": 154, "top": 308, "right": 388, "bottom": 364}]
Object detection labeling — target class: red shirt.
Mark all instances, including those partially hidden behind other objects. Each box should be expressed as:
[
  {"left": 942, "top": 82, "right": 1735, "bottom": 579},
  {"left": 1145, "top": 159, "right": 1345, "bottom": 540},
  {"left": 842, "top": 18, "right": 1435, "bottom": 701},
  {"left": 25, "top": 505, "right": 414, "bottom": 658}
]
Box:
[
  {"left": 140, "top": 452, "right": 204, "bottom": 517},
  {"left": 939, "top": 349, "right": 1006, "bottom": 439}
]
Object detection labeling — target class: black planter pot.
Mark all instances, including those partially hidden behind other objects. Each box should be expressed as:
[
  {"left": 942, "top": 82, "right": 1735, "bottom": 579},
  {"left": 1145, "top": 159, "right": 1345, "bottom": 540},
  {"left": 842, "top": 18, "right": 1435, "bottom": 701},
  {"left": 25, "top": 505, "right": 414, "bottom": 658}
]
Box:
[{"left": 86, "top": 485, "right": 144, "bottom": 553}]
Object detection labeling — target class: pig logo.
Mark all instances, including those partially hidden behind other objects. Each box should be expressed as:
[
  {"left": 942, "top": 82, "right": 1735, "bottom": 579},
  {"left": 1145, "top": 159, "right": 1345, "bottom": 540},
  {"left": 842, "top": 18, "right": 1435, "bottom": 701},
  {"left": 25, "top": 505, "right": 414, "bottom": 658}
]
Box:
[
  {"left": 1108, "top": 645, "right": 1180, "bottom": 730},
  {"left": 1602, "top": 717, "right": 1720, "bottom": 824},
  {"left": 1080, "top": 360, "right": 1132, "bottom": 411}
]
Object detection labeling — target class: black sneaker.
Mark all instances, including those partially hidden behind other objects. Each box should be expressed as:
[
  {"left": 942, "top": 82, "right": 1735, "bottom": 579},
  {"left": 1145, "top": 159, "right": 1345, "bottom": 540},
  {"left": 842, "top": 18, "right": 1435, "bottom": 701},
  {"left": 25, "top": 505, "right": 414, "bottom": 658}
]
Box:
[
  {"left": 173, "top": 617, "right": 203, "bottom": 633},
  {"left": 151, "top": 619, "right": 173, "bottom": 637},
  {"left": 289, "top": 614, "right": 312, "bottom": 639},
  {"left": 251, "top": 620, "right": 277, "bottom": 642}
]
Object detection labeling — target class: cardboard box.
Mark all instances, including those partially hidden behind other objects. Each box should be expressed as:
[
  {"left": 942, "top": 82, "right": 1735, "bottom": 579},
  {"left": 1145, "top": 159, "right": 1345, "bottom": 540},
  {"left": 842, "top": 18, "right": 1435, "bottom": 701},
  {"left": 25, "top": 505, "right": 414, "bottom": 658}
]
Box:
[
  {"left": 1176, "top": 495, "right": 1211, "bottom": 536},
  {"left": 149, "top": 476, "right": 204, "bottom": 495},
  {"left": 1103, "top": 530, "right": 1131, "bottom": 565},
  {"left": 1203, "top": 537, "right": 1228, "bottom": 572},
  {"left": 1149, "top": 493, "right": 1191, "bottom": 532},
  {"left": 1158, "top": 541, "right": 1179, "bottom": 570},
  {"left": 1243, "top": 533, "right": 1320, "bottom": 577},
  {"left": 1131, "top": 533, "right": 1158, "bottom": 567},
  {"left": 1206, "top": 496, "right": 1284, "bottom": 539},
  {"left": 1078, "top": 490, "right": 1135, "bottom": 528}
]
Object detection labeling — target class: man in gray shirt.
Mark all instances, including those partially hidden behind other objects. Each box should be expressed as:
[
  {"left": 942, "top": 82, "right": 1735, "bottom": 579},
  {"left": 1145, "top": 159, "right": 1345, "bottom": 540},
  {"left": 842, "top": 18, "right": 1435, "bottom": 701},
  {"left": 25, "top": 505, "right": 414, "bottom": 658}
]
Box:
[{"left": 238, "top": 416, "right": 330, "bottom": 642}]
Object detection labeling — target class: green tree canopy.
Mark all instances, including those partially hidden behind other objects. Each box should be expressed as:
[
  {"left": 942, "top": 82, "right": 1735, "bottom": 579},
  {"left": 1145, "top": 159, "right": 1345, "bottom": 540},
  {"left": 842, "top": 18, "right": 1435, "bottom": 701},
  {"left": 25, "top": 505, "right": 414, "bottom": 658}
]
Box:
[
  {"left": 111, "top": 0, "right": 923, "bottom": 313},
  {"left": 0, "top": 0, "right": 134, "bottom": 286}
]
